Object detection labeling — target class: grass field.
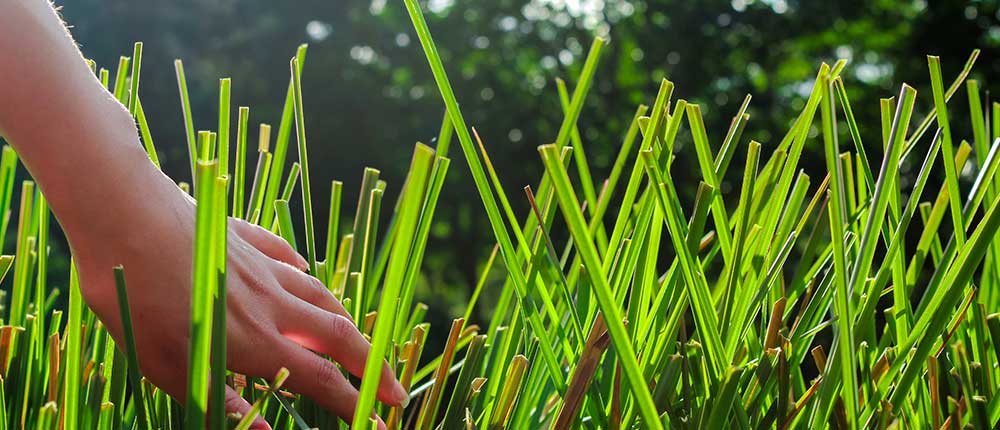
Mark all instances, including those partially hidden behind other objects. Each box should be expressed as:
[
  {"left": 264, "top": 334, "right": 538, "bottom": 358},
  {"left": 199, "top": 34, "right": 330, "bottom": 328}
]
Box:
[{"left": 2, "top": 1, "right": 1000, "bottom": 429}]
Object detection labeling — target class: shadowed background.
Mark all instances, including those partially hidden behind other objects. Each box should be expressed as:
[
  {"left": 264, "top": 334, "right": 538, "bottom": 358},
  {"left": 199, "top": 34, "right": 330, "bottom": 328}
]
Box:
[{"left": 49, "top": 0, "right": 1000, "bottom": 331}]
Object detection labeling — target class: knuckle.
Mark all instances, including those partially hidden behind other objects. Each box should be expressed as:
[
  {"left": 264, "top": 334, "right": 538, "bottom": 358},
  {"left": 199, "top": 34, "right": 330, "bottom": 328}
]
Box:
[
  {"left": 328, "top": 314, "right": 356, "bottom": 340},
  {"left": 302, "top": 275, "right": 331, "bottom": 304}
]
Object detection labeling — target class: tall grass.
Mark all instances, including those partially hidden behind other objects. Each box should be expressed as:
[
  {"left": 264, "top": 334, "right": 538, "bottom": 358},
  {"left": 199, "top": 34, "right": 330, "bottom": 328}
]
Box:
[{"left": 2, "top": 3, "right": 1000, "bottom": 429}]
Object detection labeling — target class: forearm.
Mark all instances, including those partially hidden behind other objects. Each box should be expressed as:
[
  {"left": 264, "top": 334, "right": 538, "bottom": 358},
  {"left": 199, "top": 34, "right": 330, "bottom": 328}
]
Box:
[{"left": 0, "top": 0, "right": 162, "bottom": 238}]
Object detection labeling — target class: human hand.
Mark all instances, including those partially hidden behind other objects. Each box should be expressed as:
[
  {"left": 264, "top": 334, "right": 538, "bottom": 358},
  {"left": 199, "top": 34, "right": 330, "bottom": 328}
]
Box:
[{"left": 66, "top": 163, "right": 405, "bottom": 430}]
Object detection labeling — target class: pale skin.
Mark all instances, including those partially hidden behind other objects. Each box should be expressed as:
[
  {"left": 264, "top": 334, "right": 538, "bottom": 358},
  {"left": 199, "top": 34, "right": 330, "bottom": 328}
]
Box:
[{"left": 0, "top": 1, "right": 406, "bottom": 429}]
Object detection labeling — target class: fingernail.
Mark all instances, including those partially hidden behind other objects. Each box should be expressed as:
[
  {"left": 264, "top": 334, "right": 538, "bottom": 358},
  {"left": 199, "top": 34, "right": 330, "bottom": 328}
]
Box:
[
  {"left": 394, "top": 383, "right": 409, "bottom": 407},
  {"left": 297, "top": 255, "right": 309, "bottom": 272},
  {"left": 377, "top": 415, "right": 387, "bottom": 430}
]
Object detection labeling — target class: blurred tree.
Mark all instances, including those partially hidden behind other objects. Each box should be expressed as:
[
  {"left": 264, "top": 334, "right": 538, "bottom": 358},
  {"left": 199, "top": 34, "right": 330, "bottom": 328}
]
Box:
[{"left": 56, "top": 0, "right": 1000, "bottom": 323}]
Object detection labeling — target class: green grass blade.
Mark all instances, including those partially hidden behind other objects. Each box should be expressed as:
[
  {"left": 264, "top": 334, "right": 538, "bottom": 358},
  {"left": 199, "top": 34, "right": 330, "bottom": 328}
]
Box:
[
  {"left": 173, "top": 59, "right": 198, "bottom": 183},
  {"left": 928, "top": 55, "right": 968, "bottom": 248},
  {"left": 112, "top": 266, "right": 149, "bottom": 430},
  {"left": 290, "top": 57, "right": 317, "bottom": 274},
  {"left": 233, "top": 106, "right": 250, "bottom": 219},
  {"left": 184, "top": 158, "right": 220, "bottom": 429},
  {"left": 218, "top": 78, "right": 231, "bottom": 177}
]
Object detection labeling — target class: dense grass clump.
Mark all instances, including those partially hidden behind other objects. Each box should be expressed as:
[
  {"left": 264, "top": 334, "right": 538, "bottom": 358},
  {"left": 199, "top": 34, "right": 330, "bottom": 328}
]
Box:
[{"left": 3, "top": 2, "right": 1000, "bottom": 429}]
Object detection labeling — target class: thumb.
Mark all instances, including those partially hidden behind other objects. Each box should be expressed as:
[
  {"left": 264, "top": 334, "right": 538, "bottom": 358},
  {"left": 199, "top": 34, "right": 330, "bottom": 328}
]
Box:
[{"left": 225, "top": 385, "right": 271, "bottom": 430}]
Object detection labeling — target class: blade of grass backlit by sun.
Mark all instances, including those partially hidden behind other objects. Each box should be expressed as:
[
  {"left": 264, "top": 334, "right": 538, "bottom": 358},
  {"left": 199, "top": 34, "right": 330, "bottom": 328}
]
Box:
[
  {"left": 261, "top": 45, "right": 307, "bottom": 228},
  {"left": 112, "top": 266, "right": 149, "bottom": 430},
  {"left": 174, "top": 59, "right": 198, "bottom": 182},
  {"left": 184, "top": 155, "right": 221, "bottom": 429},
  {"left": 135, "top": 100, "right": 160, "bottom": 168},
  {"left": 355, "top": 186, "right": 383, "bottom": 324},
  {"left": 9, "top": 181, "right": 34, "bottom": 327},
  {"left": 248, "top": 124, "right": 273, "bottom": 222},
  {"left": 99, "top": 67, "right": 109, "bottom": 89},
  {"left": 833, "top": 78, "right": 874, "bottom": 190},
  {"left": 348, "top": 168, "right": 380, "bottom": 279},
  {"left": 435, "top": 110, "right": 453, "bottom": 157},
  {"left": 687, "top": 103, "right": 733, "bottom": 265},
  {"left": 233, "top": 106, "right": 250, "bottom": 219},
  {"left": 902, "top": 50, "right": 979, "bottom": 159},
  {"left": 218, "top": 78, "right": 231, "bottom": 177},
  {"left": 555, "top": 78, "right": 598, "bottom": 217},
  {"left": 274, "top": 199, "right": 298, "bottom": 251},
  {"left": 325, "top": 180, "right": 343, "bottom": 287},
  {"left": 210, "top": 176, "right": 231, "bottom": 430},
  {"left": 0, "top": 146, "right": 18, "bottom": 250},
  {"left": 270, "top": 162, "right": 301, "bottom": 233},
  {"left": 929, "top": 56, "right": 967, "bottom": 249},
  {"left": 128, "top": 42, "right": 142, "bottom": 116},
  {"left": 290, "top": 57, "right": 317, "bottom": 274},
  {"left": 713, "top": 94, "right": 751, "bottom": 179},
  {"left": 540, "top": 144, "right": 664, "bottom": 429},
  {"left": 112, "top": 56, "right": 130, "bottom": 105},
  {"left": 34, "top": 192, "right": 49, "bottom": 342},
  {"left": 62, "top": 262, "right": 83, "bottom": 430}
]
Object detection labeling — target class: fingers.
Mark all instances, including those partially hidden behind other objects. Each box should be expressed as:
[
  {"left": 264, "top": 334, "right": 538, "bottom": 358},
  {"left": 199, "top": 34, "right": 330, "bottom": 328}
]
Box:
[
  {"left": 277, "top": 299, "right": 406, "bottom": 407},
  {"left": 278, "top": 340, "right": 388, "bottom": 429},
  {"left": 224, "top": 386, "right": 271, "bottom": 430},
  {"left": 273, "top": 265, "right": 351, "bottom": 320},
  {"left": 233, "top": 219, "right": 309, "bottom": 272}
]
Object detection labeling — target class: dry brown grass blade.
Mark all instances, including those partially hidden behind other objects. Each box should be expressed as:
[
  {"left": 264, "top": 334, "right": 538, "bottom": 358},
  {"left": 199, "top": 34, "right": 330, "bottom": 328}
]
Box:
[
  {"left": 764, "top": 297, "right": 787, "bottom": 350},
  {"left": 363, "top": 310, "right": 378, "bottom": 336},
  {"left": 780, "top": 375, "right": 823, "bottom": 430},
  {"left": 387, "top": 324, "right": 427, "bottom": 430},
  {"left": 47, "top": 332, "right": 60, "bottom": 403},
  {"left": 929, "top": 356, "right": 942, "bottom": 429},
  {"left": 811, "top": 345, "right": 827, "bottom": 370},
  {"left": 488, "top": 354, "right": 528, "bottom": 429},
  {"left": 552, "top": 313, "right": 611, "bottom": 430},
  {"left": 416, "top": 318, "right": 465, "bottom": 430},
  {"left": 0, "top": 326, "right": 17, "bottom": 377},
  {"left": 871, "top": 350, "right": 890, "bottom": 382}
]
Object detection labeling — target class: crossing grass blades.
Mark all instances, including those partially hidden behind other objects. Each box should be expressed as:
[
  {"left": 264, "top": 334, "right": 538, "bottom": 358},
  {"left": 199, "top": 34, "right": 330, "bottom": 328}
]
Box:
[{"left": 3, "top": 2, "right": 1000, "bottom": 429}]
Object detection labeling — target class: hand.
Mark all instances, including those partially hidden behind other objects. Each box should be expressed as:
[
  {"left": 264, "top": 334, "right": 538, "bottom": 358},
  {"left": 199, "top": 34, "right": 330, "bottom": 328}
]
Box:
[{"left": 67, "top": 163, "right": 405, "bottom": 429}]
